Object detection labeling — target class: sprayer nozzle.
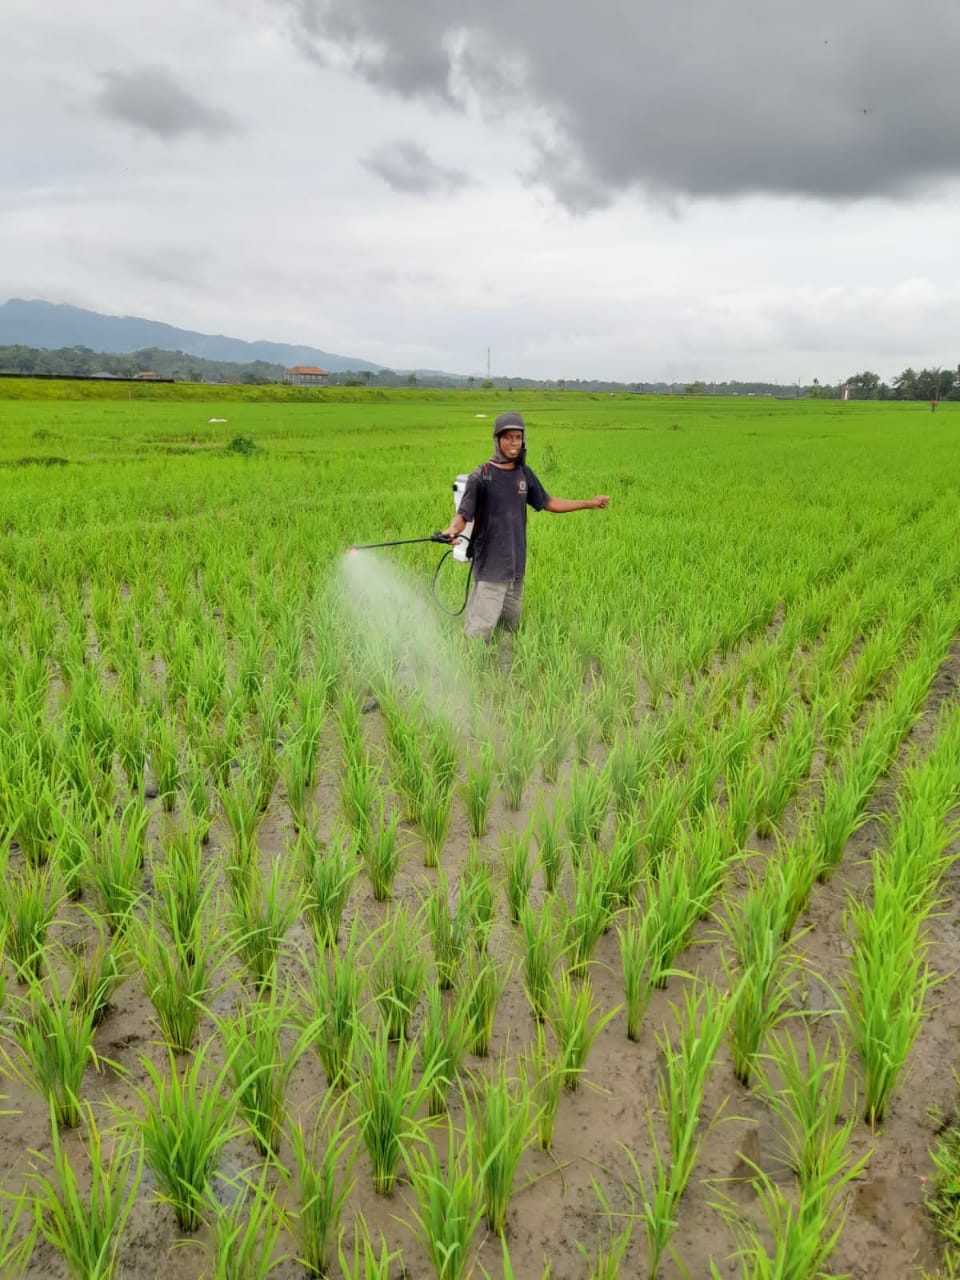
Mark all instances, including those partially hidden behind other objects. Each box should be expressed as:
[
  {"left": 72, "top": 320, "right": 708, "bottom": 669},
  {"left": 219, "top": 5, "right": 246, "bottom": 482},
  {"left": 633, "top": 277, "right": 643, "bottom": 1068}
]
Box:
[{"left": 347, "top": 546, "right": 359, "bottom": 556}]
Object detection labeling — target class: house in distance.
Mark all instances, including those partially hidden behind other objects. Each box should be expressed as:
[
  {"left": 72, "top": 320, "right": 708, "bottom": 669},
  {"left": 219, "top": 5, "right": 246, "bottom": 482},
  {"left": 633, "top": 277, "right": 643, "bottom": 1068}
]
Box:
[{"left": 283, "top": 365, "right": 328, "bottom": 386}]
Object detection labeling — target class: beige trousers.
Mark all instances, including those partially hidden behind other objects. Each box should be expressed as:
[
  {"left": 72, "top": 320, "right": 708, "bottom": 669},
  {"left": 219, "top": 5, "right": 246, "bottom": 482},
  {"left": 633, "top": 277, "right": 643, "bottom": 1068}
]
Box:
[{"left": 463, "top": 577, "right": 524, "bottom": 642}]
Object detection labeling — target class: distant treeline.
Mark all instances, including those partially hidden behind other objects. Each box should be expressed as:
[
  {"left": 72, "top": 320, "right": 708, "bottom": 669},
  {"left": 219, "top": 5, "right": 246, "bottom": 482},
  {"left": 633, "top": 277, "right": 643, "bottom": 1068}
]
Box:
[{"left": 843, "top": 367, "right": 960, "bottom": 401}]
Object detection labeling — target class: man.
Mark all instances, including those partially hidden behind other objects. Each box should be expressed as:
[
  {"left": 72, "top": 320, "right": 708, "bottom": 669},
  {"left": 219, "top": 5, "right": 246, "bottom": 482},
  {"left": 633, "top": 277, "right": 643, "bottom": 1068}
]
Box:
[{"left": 440, "top": 410, "right": 609, "bottom": 641}]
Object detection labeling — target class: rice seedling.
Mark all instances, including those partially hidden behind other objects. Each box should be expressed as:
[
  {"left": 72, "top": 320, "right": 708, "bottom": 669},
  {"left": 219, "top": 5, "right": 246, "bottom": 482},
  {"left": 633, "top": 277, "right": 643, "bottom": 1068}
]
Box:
[
  {"left": 925, "top": 1098, "right": 960, "bottom": 1273},
  {"left": 364, "top": 804, "right": 403, "bottom": 901},
  {"left": 297, "top": 823, "right": 360, "bottom": 948},
  {"left": 538, "top": 704, "right": 571, "bottom": 786},
  {"left": 577, "top": 1181, "right": 634, "bottom": 1280},
  {"left": 30, "top": 1100, "right": 143, "bottom": 1280},
  {"left": 3, "top": 972, "right": 98, "bottom": 1127},
  {"left": 0, "top": 1192, "right": 36, "bottom": 1278},
  {"left": 87, "top": 809, "right": 146, "bottom": 935},
  {"left": 461, "top": 740, "right": 495, "bottom": 839},
  {"left": 138, "top": 897, "right": 219, "bottom": 1054},
  {"left": 459, "top": 846, "right": 496, "bottom": 955},
  {"left": 503, "top": 824, "right": 534, "bottom": 924},
  {"left": 474, "top": 1061, "right": 533, "bottom": 1236},
  {"left": 229, "top": 858, "right": 303, "bottom": 992},
  {"left": 51, "top": 801, "right": 93, "bottom": 901},
  {"left": 520, "top": 898, "right": 560, "bottom": 1023},
  {"left": 425, "top": 872, "right": 465, "bottom": 991},
  {"left": 183, "top": 747, "right": 213, "bottom": 844},
  {"left": 131, "top": 1039, "right": 242, "bottom": 1231},
  {"left": 548, "top": 970, "right": 619, "bottom": 1091},
  {"left": 420, "top": 981, "right": 472, "bottom": 1116},
  {"left": 682, "top": 807, "right": 729, "bottom": 920},
  {"left": 724, "top": 872, "right": 799, "bottom": 1087},
  {"left": 657, "top": 982, "right": 730, "bottom": 1195},
  {"left": 289, "top": 1091, "right": 357, "bottom": 1279},
  {"left": 644, "top": 852, "right": 703, "bottom": 990},
  {"left": 641, "top": 770, "right": 687, "bottom": 877},
  {"left": 618, "top": 911, "right": 655, "bottom": 1042},
  {"left": 603, "top": 818, "right": 643, "bottom": 909},
  {"left": 372, "top": 908, "right": 427, "bottom": 1041},
  {"left": 523, "top": 1020, "right": 565, "bottom": 1151},
  {"left": 565, "top": 855, "right": 614, "bottom": 980},
  {"left": 150, "top": 716, "right": 182, "bottom": 812},
  {"left": 2, "top": 863, "right": 59, "bottom": 980},
  {"left": 534, "top": 797, "right": 565, "bottom": 893},
  {"left": 218, "top": 754, "right": 263, "bottom": 857},
  {"left": 67, "top": 917, "right": 127, "bottom": 1028},
  {"left": 843, "top": 876, "right": 935, "bottom": 1126},
  {"left": 623, "top": 1113, "right": 683, "bottom": 1276},
  {"left": 753, "top": 710, "right": 815, "bottom": 837},
  {"left": 564, "top": 764, "right": 607, "bottom": 865},
  {"left": 352, "top": 1019, "right": 436, "bottom": 1195},
  {"left": 758, "top": 1029, "right": 851, "bottom": 1188},
  {"left": 337, "top": 1221, "right": 402, "bottom": 1280},
  {"left": 420, "top": 786, "right": 453, "bottom": 869},
  {"left": 724, "top": 758, "right": 761, "bottom": 852},
  {"left": 305, "top": 917, "right": 363, "bottom": 1088},
  {"left": 154, "top": 818, "right": 206, "bottom": 946},
  {"left": 405, "top": 1110, "right": 485, "bottom": 1279},
  {"left": 219, "top": 982, "right": 314, "bottom": 1157},
  {"left": 710, "top": 1141, "right": 869, "bottom": 1280},
  {"left": 463, "top": 951, "right": 508, "bottom": 1058},
  {"left": 204, "top": 1173, "right": 287, "bottom": 1280},
  {"left": 498, "top": 713, "right": 538, "bottom": 811}
]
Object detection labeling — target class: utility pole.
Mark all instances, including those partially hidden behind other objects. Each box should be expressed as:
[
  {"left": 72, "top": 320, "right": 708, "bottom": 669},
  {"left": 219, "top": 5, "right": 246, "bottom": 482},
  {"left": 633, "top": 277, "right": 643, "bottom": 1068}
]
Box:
[{"left": 486, "top": 347, "right": 491, "bottom": 381}]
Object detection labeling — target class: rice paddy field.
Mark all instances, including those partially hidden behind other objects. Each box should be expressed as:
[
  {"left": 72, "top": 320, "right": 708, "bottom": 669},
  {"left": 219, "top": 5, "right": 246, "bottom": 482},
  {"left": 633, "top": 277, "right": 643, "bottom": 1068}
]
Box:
[{"left": 1, "top": 384, "right": 960, "bottom": 1280}]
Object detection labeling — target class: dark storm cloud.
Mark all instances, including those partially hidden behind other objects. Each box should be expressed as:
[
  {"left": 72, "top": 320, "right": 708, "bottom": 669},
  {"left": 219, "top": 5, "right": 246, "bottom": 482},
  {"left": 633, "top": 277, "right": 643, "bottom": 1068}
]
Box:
[
  {"left": 96, "top": 66, "right": 240, "bottom": 140},
  {"left": 281, "top": 0, "right": 960, "bottom": 207},
  {"left": 363, "top": 139, "right": 468, "bottom": 194}
]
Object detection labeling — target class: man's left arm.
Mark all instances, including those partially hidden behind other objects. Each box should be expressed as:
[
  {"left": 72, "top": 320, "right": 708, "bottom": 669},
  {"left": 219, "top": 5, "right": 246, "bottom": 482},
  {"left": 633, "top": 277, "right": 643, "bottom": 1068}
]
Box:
[{"left": 545, "top": 495, "right": 609, "bottom": 512}]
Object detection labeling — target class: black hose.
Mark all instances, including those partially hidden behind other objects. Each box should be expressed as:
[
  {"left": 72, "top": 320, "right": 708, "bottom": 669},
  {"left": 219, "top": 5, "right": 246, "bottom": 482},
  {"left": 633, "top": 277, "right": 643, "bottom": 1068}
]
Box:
[{"left": 431, "top": 548, "right": 473, "bottom": 616}]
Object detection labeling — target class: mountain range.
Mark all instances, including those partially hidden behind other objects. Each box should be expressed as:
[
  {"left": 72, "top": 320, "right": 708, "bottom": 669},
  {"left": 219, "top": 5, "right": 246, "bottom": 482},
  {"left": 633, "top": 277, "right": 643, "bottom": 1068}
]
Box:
[{"left": 0, "top": 298, "right": 385, "bottom": 374}]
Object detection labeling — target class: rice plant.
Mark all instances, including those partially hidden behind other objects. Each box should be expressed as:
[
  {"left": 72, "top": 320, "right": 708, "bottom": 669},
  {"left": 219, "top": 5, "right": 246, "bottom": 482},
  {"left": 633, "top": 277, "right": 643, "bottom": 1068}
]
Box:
[
  {"left": 420, "top": 785, "right": 453, "bottom": 869},
  {"left": 67, "top": 918, "right": 127, "bottom": 1028},
  {"left": 405, "top": 1111, "right": 485, "bottom": 1279},
  {"left": 205, "top": 1172, "right": 287, "bottom": 1280},
  {"left": 305, "top": 917, "right": 363, "bottom": 1088},
  {"left": 463, "top": 952, "right": 508, "bottom": 1058},
  {"left": 523, "top": 1021, "right": 565, "bottom": 1150},
  {"left": 498, "top": 713, "right": 538, "bottom": 811},
  {"left": 87, "top": 807, "right": 146, "bottom": 934},
  {"left": 352, "top": 1019, "right": 436, "bottom": 1195},
  {"left": 425, "top": 872, "right": 465, "bottom": 991},
  {"left": 154, "top": 818, "right": 206, "bottom": 947},
  {"left": 219, "top": 982, "right": 313, "bottom": 1157},
  {"left": 534, "top": 797, "right": 565, "bottom": 893},
  {"left": 297, "top": 823, "right": 360, "bottom": 948},
  {"left": 548, "top": 970, "right": 619, "bottom": 1091},
  {"left": 0, "top": 1193, "right": 35, "bottom": 1278},
  {"left": 503, "top": 824, "right": 534, "bottom": 924},
  {"left": 2, "top": 863, "right": 59, "bottom": 980},
  {"left": 565, "top": 854, "right": 614, "bottom": 980},
  {"left": 364, "top": 805, "right": 403, "bottom": 901},
  {"left": 618, "top": 910, "right": 655, "bottom": 1042},
  {"left": 843, "top": 876, "right": 935, "bottom": 1126},
  {"left": 30, "top": 1100, "right": 143, "bottom": 1280},
  {"left": 644, "top": 850, "right": 703, "bottom": 989},
  {"left": 420, "top": 981, "right": 471, "bottom": 1116},
  {"left": 520, "top": 898, "right": 560, "bottom": 1023},
  {"left": 463, "top": 740, "right": 495, "bottom": 838},
  {"left": 758, "top": 1030, "right": 851, "bottom": 1188},
  {"left": 474, "top": 1062, "right": 533, "bottom": 1236},
  {"left": 577, "top": 1182, "right": 634, "bottom": 1280},
  {"left": 341, "top": 751, "right": 379, "bottom": 852},
  {"left": 337, "top": 1222, "right": 402, "bottom": 1280},
  {"left": 289, "top": 1092, "right": 357, "bottom": 1279},
  {"left": 565, "top": 764, "right": 607, "bottom": 865},
  {"left": 372, "top": 908, "right": 427, "bottom": 1041},
  {"left": 3, "top": 972, "right": 97, "bottom": 1127},
  {"left": 229, "top": 857, "right": 303, "bottom": 991},
  {"left": 459, "top": 847, "right": 496, "bottom": 954},
  {"left": 150, "top": 716, "right": 182, "bottom": 812},
  {"left": 131, "top": 1040, "right": 242, "bottom": 1231},
  {"left": 138, "top": 898, "right": 219, "bottom": 1054}
]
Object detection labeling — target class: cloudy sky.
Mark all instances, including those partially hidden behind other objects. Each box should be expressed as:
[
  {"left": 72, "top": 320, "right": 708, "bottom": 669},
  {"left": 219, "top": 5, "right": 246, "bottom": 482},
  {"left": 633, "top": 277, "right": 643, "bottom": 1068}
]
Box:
[{"left": 3, "top": 0, "right": 960, "bottom": 381}]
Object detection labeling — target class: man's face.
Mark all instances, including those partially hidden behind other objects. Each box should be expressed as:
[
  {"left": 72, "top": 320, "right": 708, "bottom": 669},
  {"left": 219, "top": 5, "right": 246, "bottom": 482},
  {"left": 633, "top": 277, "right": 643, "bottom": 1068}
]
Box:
[{"left": 498, "top": 429, "right": 524, "bottom": 461}]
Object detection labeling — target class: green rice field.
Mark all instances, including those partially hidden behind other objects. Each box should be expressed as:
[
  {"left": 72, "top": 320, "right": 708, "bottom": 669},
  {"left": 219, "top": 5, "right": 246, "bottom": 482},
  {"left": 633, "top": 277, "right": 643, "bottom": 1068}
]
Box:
[{"left": 1, "top": 384, "right": 959, "bottom": 1279}]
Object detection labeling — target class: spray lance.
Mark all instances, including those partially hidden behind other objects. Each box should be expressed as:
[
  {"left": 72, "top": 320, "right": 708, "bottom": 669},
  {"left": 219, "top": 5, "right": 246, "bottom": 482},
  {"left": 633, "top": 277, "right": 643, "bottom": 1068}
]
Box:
[{"left": 348, "top": 473, "right": 474, "bottom": 615}]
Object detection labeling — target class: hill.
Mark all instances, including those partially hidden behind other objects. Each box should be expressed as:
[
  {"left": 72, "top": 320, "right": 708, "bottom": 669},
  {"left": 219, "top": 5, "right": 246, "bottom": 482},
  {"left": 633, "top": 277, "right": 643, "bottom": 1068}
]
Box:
[{"left": 0, "top": 298, "right": 383, "bottom": 374}]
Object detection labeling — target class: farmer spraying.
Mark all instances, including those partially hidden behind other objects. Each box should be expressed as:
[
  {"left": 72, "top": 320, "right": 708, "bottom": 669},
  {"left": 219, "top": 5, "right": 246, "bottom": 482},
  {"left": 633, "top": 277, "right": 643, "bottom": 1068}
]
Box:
[{"left": 440, "top": 411, "right": 609, "bottom": 641}]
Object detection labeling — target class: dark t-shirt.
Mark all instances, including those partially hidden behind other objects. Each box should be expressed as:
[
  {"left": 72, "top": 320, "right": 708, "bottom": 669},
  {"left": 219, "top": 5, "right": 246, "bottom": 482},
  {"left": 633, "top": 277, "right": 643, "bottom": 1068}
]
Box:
[{"left": 458, "top": 463, "right": 550, "bottom": 582}]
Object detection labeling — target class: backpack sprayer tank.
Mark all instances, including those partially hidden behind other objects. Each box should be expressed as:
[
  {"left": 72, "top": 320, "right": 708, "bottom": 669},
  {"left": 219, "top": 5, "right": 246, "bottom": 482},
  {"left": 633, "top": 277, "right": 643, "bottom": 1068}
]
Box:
[{"left": 452, "top": 474, "right": 473, "bottom": 563}]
